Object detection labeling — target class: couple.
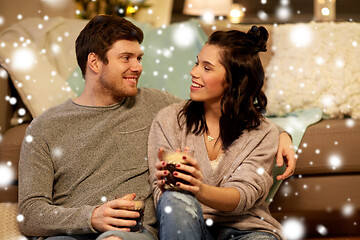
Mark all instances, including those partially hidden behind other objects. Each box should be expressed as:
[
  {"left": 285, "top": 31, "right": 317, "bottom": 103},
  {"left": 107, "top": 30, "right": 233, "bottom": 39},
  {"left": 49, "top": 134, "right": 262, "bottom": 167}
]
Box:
[{"left": 19, "top": 15, "right": 295, "bottom": 240}]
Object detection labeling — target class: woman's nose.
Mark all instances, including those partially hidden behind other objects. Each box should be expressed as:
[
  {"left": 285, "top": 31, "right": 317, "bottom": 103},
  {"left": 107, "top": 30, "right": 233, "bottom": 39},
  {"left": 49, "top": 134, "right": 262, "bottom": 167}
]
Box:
[{"left": 190, "top": 65, "right": 198, "bottom": 78}]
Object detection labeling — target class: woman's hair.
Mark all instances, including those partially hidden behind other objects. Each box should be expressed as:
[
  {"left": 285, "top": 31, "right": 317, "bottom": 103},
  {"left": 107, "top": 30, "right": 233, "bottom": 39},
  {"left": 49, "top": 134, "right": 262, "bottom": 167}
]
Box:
[
  {"left": 75, "top": 15, "right": 144, "bottom": 77},
  {"left": 178, "top": 26, "right": 269, "bottom": 149}
]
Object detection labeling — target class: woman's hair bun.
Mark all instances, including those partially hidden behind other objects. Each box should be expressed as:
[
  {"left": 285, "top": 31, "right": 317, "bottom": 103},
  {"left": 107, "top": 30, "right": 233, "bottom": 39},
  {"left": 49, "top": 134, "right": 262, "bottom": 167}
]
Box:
[{"left": 247, "top": 26, "right": 269, "bottom": 53}]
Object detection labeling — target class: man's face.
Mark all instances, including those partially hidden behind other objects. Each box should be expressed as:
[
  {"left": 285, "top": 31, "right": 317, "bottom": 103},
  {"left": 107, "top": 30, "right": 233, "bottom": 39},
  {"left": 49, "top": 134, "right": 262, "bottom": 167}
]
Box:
[{"left": 98, "top": 40, "right": 143, "bottom": 100}]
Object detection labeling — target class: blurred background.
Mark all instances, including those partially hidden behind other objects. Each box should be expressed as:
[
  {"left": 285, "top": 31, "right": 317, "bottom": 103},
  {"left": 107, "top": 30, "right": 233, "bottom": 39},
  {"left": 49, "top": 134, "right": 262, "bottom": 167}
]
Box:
[{"left": 0, "top": 0, "right": 359, "bottom": 33}]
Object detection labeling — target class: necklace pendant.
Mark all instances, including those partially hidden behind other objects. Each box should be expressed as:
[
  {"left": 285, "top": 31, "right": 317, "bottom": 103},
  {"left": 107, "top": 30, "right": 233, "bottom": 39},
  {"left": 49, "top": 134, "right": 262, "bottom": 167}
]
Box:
[{"left": 207, "top": 135, "right": 215, "bottom": 142}]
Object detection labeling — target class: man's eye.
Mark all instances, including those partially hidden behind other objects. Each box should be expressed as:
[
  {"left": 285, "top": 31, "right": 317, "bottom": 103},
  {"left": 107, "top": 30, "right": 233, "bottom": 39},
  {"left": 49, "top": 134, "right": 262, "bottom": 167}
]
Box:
[
  {"left": 137, "top": 57, "right": 143, "bottom": 62},
  {"left": 122, "top": 56, "right": 130, "bottom": 61}
]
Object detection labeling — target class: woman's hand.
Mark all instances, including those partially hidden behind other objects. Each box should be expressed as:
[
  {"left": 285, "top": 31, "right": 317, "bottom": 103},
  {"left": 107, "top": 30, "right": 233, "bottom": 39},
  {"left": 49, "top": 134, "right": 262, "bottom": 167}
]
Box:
[
  {"left": 171, "top": 148, "right": 204, "bottom": 196},
  {"left": 155, "top": 147, "right": 204, "bottom": 196},
  {"left": 155, "top": 148, "right": 168, "bottom": 192},
  {"left": 175, "top": 150, "right": 239, "bottom": 212}
]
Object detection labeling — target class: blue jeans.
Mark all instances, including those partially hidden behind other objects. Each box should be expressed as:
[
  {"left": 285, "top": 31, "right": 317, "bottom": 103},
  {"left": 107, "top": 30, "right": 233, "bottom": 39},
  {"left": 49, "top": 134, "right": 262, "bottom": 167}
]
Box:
[
  {"left": 43, "top": 229, "right": 155, "bottom": 240},
  {"left": 44, "top": 235, "right": 98, "bottom": 240},
  {"left": 96, "top": 229, "right": 156, "bottom": 240},
  {"left": 156, "top": 191, "right": 279, "bottom": 240}
]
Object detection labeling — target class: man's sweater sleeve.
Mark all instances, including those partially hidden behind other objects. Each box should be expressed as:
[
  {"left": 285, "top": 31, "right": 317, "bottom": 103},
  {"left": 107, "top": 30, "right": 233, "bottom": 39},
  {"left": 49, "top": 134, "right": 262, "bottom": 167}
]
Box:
[{"left": 18, "top": 125, "right": 98, "bottom": 237}]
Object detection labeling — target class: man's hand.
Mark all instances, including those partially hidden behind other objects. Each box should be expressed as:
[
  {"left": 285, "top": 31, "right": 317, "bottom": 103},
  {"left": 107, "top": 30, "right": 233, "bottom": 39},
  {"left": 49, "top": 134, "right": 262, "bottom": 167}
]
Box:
[
  {"left": 276, "top": 132, "right": 297, "bottom": 180},
  {"left": 91, "top": 193, "right": 140, "bottom": 232}
]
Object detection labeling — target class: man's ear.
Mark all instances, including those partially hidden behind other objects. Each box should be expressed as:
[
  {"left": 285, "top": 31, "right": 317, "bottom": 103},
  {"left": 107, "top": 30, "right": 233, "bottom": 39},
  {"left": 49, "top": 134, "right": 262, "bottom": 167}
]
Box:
[{"left": 87, "top": 52, "right": 101, "bottom": 74}]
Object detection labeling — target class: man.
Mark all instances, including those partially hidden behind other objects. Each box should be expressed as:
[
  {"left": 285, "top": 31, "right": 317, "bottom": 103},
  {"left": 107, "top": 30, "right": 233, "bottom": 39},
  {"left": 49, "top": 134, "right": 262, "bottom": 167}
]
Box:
[{"left": 18, "top": 15, "right": 296, "bottom": 240}]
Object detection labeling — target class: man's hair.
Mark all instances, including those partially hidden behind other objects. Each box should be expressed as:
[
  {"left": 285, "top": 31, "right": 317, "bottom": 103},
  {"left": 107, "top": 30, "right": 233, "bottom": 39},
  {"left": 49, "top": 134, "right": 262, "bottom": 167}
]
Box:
[
  {"left": 178, "top": 26, "right": 269, "bottom": 150},
  {"left": 75, "top": 15, "right": 144, "bottom": 77}
]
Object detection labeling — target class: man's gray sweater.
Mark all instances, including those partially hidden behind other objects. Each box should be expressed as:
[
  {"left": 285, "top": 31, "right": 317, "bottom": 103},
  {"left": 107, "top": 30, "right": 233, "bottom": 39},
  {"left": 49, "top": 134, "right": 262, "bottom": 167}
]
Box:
[{"left": 18, "top": 88, "right": 179, "bottom": 237}]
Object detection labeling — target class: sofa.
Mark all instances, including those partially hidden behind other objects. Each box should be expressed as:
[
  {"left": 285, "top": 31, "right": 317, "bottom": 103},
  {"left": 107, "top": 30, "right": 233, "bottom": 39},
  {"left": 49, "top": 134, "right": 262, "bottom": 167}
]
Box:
[{"left": 0, "top": 17, "right": 359, "bottom": 239}]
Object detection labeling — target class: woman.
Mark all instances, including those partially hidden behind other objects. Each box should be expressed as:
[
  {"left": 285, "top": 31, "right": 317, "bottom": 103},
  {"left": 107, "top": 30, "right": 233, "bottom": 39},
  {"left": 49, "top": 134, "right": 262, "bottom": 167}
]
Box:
[{"left": 148, "top": 26, "right": 284, "bottom": 240}]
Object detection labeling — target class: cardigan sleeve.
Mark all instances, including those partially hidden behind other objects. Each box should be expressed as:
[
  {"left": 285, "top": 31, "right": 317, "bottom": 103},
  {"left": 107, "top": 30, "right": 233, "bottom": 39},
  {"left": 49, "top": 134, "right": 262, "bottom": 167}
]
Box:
[
  {"left": 222, "top": 120, "right": 279, "bottom": 214},
  {"left": 147, "top": 104, "right": 181, "bottom": 206}
]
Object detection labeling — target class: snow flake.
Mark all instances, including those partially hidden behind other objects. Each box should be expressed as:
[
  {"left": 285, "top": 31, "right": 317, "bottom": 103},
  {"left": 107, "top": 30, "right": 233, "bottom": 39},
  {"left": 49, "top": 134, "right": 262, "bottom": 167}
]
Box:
[
  {"left": 282, "top": 218, "right": 305, "bottom": 240},
  {"left": 9, "top": 97, "right": 17, "bottom": 105},
  {"left": 17, "top": 214, "right": 25, "bottom": 222},
  {"left": 257, "top": 167, "right": 265, "bottom": 175},
  {"left": 345, "top": 119, "right": 355, "bottom": 128},
  {"left": 257, "top": 11, "right": 269, "bottom": 21},
  {"left": 12, "top": 48, "right": 36, "bottom": 71},
  {"left": 0, "top": 164, "right": 14, "bottom": 187},
  {"left": 164, "top": 206, "right": 172, "bottom": 214},
  {"left": 25, "top": 135, "right": 33, "bottom": 143},
  {"left": 328, "top": 154, "right": 342, "bottom": 169},
  {"left": 316, "top": 224, "right": 328, "bottom": 236},
  {"left": 205, "top": 218, "right": 213, "bottom": 227},
  {"left": 52, "top": 147, "right": 63, "bottom": 159},
  {"left": 342, "top": 203, "right": 354, "bottom": 217}
]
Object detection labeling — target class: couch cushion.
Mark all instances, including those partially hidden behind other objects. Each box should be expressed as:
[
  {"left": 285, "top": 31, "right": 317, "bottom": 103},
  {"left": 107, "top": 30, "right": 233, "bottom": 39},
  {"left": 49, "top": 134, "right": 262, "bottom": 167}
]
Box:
[
  {"left": 0, "top": 17, "right": 81, "bottom": 118},
  {"left": 265, "top": 22, "right": 360, "bottom": 119},
  {"left": 269, "top": 174, "right": 360, "bottom": 237},
  {"left": 296, "top": 119, "right": 360, "bottom": 175}
]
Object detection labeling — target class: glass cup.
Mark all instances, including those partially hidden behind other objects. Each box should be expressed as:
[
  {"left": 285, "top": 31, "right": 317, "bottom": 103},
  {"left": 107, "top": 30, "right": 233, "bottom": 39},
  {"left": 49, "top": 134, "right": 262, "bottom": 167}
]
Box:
[
  {"left": 121, "top": 200, "right": 145, "bottom": 232},
  {"left": 163, "top": 150, "right": 193, "bottom": 191}
]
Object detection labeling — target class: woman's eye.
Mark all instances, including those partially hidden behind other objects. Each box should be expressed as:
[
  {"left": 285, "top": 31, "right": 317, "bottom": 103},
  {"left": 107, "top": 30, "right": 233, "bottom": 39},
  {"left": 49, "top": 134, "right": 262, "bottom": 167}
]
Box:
[
  {"left": 194, "top": 61, "right": 199, "bottom": 66},
  {"left": 204, "top": 66, "right": 210, "bottom": 71}
]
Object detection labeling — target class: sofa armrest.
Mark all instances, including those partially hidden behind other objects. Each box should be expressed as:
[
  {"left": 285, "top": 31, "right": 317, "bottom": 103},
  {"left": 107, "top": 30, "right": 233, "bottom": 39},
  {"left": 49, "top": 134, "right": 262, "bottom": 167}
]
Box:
[
  {"left": 0, "top": 203, "right": 27, "bottom": 239},
  {"left": 0, "top": 66, "right": 12, "bottom": 135},
  {"left": 0, "top": 123, "right": 29, "bottom": 203}
]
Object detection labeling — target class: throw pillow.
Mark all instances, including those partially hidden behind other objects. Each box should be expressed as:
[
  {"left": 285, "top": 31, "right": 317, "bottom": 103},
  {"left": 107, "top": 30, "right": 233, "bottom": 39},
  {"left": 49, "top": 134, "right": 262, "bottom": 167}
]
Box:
[{"left": 265, "top": 22, "right": 360, "bottom": 119}]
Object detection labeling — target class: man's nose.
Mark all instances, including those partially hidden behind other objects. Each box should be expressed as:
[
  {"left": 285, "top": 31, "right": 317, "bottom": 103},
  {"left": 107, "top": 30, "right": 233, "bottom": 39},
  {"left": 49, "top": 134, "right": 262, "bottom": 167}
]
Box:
[{"left": 131, "top": 61, "right": 142, "bottom": 72}]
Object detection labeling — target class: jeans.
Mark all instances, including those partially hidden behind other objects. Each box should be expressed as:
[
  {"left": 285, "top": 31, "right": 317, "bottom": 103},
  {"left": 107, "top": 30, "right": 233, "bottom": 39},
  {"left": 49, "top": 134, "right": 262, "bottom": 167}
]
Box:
[
  {"left": 156, "top": 191, "right": 279, "bottom": 240},
  {"left": 44, "top": 235, "right": 98, "bottom": 240},
  {"left": 43, "top": 229, "right": 155, "bottom": 240},
  {"left": 96, "top": 229, "right": 156, "bottom": 240}
]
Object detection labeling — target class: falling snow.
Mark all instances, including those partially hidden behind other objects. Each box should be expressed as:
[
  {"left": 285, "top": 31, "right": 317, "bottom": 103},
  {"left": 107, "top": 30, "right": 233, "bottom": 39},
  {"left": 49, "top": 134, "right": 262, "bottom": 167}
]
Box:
[
  {"left": 25, "top": 135, "right": 33, "bottom": 143},
  {"left": 164, "top": 206, "right": 172, "bottom": 214},
  {"left": 256, "top": 167, "right": 265, "bottom": 175},
  {"left": 282, "top": 218, "right": 305, "bottom": 240},
  {"left": 17, "top": 214, "right": 24, "bottom": 222},
  {"left": 0, "top": 164, "right": 14, "bottom": 187},
  {"left": 316, "top": 224, "right": 328, "bottom": 235},
  {"left": 342, "top": 203, "right": 355, "bottom": 217},
  {"left": 205, "top": 218, "right": 214, "bottom": 227},
  {"left": 0, "top": 2, "right": 359, "bottom": 239}
]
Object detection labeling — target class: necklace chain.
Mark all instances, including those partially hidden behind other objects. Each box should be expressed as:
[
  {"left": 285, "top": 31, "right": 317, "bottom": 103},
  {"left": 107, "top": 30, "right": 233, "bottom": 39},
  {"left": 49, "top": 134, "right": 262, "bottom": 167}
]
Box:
[{"left": 207, "top": 135, "right": 215, "bottom": 142}]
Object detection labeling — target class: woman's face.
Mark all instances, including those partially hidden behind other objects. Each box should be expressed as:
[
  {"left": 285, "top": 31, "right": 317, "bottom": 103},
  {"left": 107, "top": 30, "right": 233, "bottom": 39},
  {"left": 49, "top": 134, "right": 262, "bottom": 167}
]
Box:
[{"left": 189, "top": 44, "right": 227, "bottom": 106}]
